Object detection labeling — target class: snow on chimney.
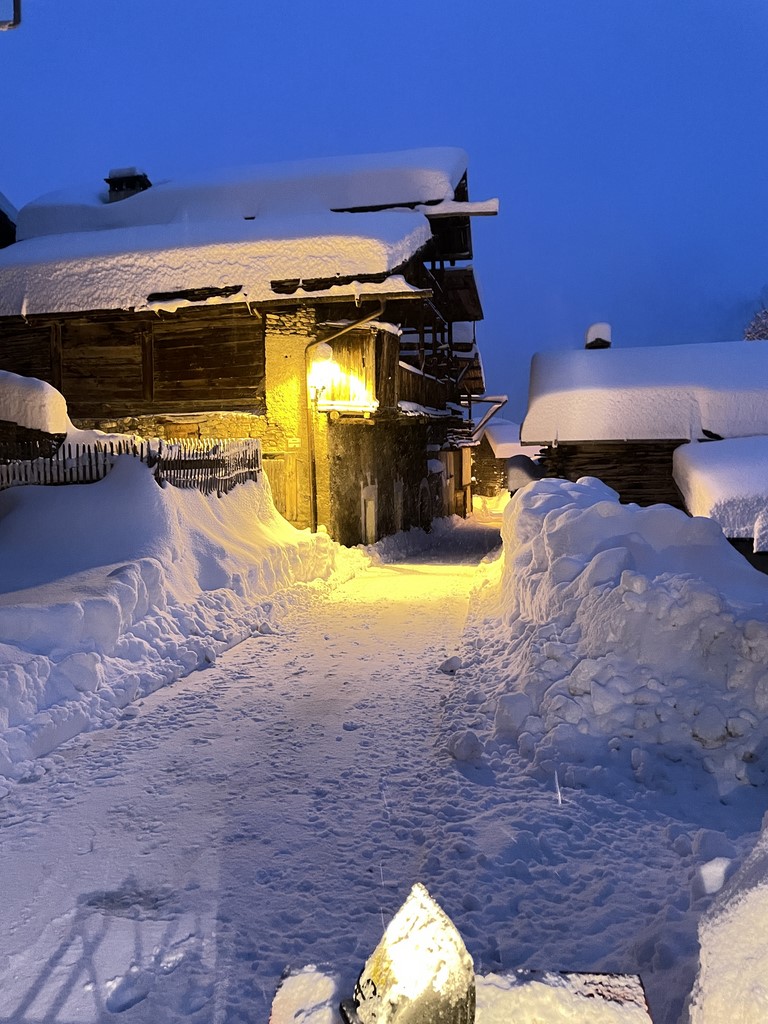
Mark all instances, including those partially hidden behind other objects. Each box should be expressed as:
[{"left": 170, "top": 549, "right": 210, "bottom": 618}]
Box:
[{"left": 585, "top": 322, "right": 611, "bottom": 349}]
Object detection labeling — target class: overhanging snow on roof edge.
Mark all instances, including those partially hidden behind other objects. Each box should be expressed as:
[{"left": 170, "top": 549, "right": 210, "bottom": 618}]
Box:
[
  {"left": 0, "top": 213, "right": 432, "bottom": 316},
  {"left": 522, "top": 342, "right": 768, "bottom": 443}
]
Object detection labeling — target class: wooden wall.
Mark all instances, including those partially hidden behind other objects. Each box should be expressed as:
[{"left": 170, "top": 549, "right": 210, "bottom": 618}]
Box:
[
  {"left": 0, "top": 306, "right": 266, "bottom": 420},
  {"left": 537, "top": 440, "right": 687, "bottom": 508}
]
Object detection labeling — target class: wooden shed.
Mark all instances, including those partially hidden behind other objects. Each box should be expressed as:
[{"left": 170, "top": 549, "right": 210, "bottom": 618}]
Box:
[{"left": 521, "top": 341, "right": 768, "bottom": 509}]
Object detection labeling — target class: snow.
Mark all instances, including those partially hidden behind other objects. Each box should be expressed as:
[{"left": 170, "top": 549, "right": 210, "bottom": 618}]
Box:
[
  {"left": 673, "top": 436, "right": 768, "bottom": 549},
  {"left": 0, "top": 211, "right": 431, "bottom": 316},
  {"left": 689, "top": 822, "right": 768, "bottom": 1022},
  {"left": 482, "top": 418, "right": 526, "bottom": 459},
  {"left": 0, "top": 368, "right": 69, "bottom": 433},
  {"left": 16, "top": 148, "right": 469, "bottom": 241},
  {"left": 522, "top": 341, "right": 768, "bottom": 442},
  {"left": 0, "top": 454, "right": 366, "bottom": 779},
  {"left": 464, "top": 475, "right": 768, "bottom": 791},
  {"left": 415, "top": 197, "right": 499, "bottom": 217},
  {"left": 3, "top": 412, "right": 768, "bottom": 1021}
]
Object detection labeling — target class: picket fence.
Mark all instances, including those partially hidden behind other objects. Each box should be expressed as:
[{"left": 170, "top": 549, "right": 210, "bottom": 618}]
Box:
[{"left": 0, "top": 437, "right": 263, "bottom": 496}]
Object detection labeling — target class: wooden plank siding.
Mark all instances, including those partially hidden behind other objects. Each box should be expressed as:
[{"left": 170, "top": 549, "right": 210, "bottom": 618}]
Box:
[
  {"left": 375, "top": 329, "right": 400, "bottom": 410},
  {"left": 0, "top": 322, "right": 55, "bottom": 383},
  {"left": 322, "top": 330, "right": 376, "bottom": 408},
  {"left": 397, "top": 362, "right": 449, "bottom": 410},
  {"left": 536, "top": 440, "right": 688, "bottom": 509},
  {"left": 0, "top": 306, "right": 266, "bottom": 419}
]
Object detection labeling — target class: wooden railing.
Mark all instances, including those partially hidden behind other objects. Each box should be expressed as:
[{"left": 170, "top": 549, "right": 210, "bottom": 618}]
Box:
[
  {"left": 397, "top": 362, "right": 449, "bottom": 410},
  {"left": 0, "top": 437, "right": 262, "bottom": 496}
]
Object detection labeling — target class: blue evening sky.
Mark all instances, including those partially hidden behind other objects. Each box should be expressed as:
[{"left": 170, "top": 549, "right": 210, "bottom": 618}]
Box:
[{"left": 3, "top": 0, "right": 768, "bottom": 416}]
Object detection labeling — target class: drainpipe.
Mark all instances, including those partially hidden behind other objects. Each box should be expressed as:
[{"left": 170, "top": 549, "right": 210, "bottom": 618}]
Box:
[
  {"left": 470, "top": 395, "right": 508, "bottom": 442},
  {"left": 305, "top": 299, "right": 386, "bottom": 533}
]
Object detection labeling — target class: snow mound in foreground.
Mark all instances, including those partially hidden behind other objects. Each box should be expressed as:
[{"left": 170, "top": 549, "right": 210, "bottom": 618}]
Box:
[
  {"left": 473, "top": 476, "right": 768, "bottom": 791},
  {"left": 0, "top": 458, "right": 367, "bottom": 781},
  {"left": 690, "top": 818, "right": 768, "bottom": 1021}
]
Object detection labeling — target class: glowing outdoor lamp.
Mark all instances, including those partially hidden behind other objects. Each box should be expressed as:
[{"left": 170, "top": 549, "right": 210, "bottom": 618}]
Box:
[
  {"left": 307, "top": 341, "right": 335, "bottom": 401},
  {"left": 341, "top": 883, "right": 475, "bottom": 1024}
]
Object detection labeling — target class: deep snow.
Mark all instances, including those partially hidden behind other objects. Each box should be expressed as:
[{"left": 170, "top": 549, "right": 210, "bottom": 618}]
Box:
[
  {"left": 1, "top": 453, "right": 768, "bottom": 1021},
  {"left": 522, "top": 341, "right": 768, "bottom": 443}
]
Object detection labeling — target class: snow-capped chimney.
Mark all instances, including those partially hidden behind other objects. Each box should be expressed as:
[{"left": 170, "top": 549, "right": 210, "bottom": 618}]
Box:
[
  {"left": 104, "top": 167, "right": 152, "bottom": 203},
  {"left": 585, "top": 322, "right": 611, "bottom": 349}
]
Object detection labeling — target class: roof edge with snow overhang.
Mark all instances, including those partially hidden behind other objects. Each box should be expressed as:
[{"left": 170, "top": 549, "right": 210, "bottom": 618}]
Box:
[{"left": 522, "top": 341, "right": 768, "bottom": 444}]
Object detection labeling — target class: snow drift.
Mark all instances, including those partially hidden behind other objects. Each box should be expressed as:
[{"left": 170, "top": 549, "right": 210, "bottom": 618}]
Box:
[
  {"left": 467, "top": 476, "right": 768, "bottom": 792},
  {"left": 0, "top": 457, "right": 366, "bottom": 781}
]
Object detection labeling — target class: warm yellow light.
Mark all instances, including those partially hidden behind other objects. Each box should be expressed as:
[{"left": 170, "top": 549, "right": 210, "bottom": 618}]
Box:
[{"left": 309, "top": 358, "right": 378, "bottom": 414}]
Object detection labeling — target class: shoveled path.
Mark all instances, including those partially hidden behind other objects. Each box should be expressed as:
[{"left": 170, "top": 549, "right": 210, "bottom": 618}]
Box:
[{"left": 0, "top": 523, "right": 500, "bottom": 1024}]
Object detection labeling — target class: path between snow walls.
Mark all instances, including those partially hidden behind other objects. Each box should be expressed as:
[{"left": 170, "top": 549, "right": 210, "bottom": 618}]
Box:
[{"left": 0, "top": 522, "right": 501, "bottom": 1024}]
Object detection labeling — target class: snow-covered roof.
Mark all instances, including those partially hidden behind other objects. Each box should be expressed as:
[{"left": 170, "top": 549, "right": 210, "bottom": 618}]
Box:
[
  {"left": 16, "top": 147, "right": 469, "bottom": 241},
  {"left": 482, "top": 418, "right": 526, "bottom": 459},
  {"left": 0, "top": 147, "right": 477, "bottom": 317},
  {"left": 673, "top": 436, "right": 768, "bottom": 550},
  {"left": 522, "top": 341, "right": 768, "bottom": 443},
  {"left": 0, "top": 211, "right": 431, "bottom": 316}
]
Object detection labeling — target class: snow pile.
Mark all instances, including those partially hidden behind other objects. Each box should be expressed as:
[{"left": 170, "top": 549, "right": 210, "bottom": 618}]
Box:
[
  {"left": 0, "top": 457, "right": 367, "bottom": 781},
  {"left": 0, "top": 368, "right": 69, "bottom": 434},
  {"left": 689, "top": 818, "right": 768, "bottom": 1021},
  {"left": 522, "top": 342, "right": 768, "bottom": 443},
  {"left": 466, "top": 476, "right": 768, "bottom": 791},
  {"left": 271, "top": 966, "right": 652, "bottom": 1023},
  {"left": 673, "top": 436, "right": 768, "bottom": 549}
]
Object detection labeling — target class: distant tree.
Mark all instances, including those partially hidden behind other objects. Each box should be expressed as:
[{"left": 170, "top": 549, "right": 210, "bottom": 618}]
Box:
[{"left": 744, "top": 308, "right": 768, "bottom": 340}]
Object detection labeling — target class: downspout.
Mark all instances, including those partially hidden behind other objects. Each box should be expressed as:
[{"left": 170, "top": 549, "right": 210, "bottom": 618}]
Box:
[
  {"left": 470, "top": 395, "right": 508, "bottom": 442},
  {"left": 305, "top": 299, "right": 386, "bottom": 533}
]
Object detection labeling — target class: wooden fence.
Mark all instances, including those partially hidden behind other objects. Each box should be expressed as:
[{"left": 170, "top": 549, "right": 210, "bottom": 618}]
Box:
[{"left": 0, "top": 437, "right": 262, "bottom": 496}]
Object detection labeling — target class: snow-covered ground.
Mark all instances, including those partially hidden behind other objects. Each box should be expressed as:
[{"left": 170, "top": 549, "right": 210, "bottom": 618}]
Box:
[{"left": 2, "top": 448, "right": 768, "bottom": 1022}]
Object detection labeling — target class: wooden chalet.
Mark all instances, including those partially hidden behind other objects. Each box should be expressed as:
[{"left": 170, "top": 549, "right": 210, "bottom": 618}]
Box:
[
  {"left": 0, "top": 150, "right": 497, "bottom": 545},
  {"left": 521, "top": 340, "right": 768, "bottom": 510}
]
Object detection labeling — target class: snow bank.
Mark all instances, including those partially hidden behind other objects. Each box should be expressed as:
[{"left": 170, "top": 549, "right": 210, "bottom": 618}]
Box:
[
  {"left": 0, "top": 368, "right": 69, "bottom": 434},
  {"left": 673, "top": 436, "right": 768, "bottom": 549},
  {"left": 689, "top": 819, "right": 768, "bottom": 1021},
  {"left": 522, "top": 342, "right": 768, "bottom": 443},
  {"left": 467, "top": 476, "right": 768, "bottom": 792},
  {"left": 0, "top": 457, "right": 366, "bottom": 780}
]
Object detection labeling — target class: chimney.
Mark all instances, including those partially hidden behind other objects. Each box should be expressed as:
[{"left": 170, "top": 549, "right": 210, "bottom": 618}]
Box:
[
  {"left": 104, "top": 167, "right": 152, "bottom": 203},
  {"left": 585, "top": 322, "right": 611, "bottom": 349}
]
